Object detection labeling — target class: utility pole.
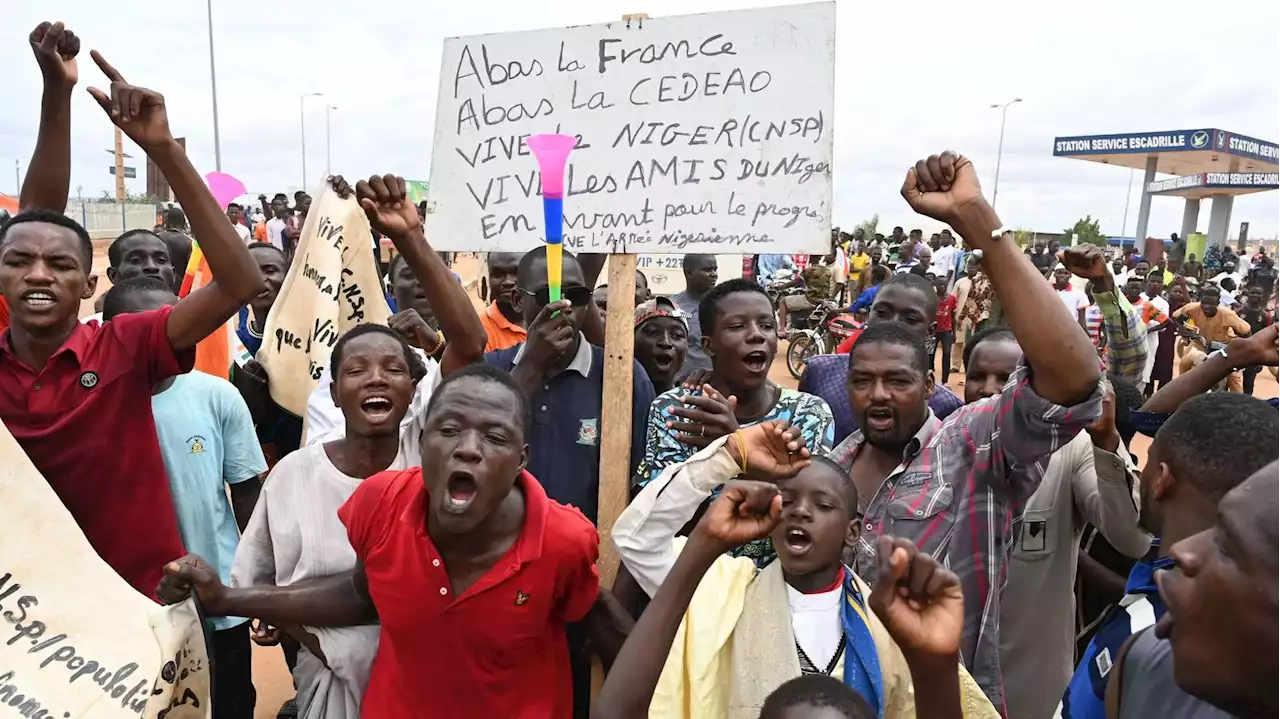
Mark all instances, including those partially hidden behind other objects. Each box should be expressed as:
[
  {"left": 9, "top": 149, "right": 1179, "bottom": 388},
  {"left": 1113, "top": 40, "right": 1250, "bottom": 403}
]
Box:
[{"left": 114, "top": 127, "right": 126, "bottom": 201}]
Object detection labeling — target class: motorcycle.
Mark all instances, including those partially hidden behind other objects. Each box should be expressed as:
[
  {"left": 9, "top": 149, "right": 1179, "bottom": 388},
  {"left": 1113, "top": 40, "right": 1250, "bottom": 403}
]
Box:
[
  {"left": 764, "top": 269, "right": 799, "bottom": 307},
  {"left": 785, "top": 301, "right": 861, "bottom": 380}
]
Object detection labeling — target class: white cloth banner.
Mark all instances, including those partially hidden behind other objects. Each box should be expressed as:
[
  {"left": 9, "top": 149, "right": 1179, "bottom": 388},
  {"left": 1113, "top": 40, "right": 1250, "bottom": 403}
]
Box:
[
  {"left": 259, "top": 182, "right": 392, "bottom": 417},
  {"left": 0, "top": 421, "right": 210, "bottom": 718}
]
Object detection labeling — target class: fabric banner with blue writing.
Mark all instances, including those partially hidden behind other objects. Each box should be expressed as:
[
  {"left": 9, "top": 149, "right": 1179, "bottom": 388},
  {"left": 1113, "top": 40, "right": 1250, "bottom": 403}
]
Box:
[
  {"left": 258, "top": 182, "right": 392, "bottom": 417},
  {"left": 0, "top": 420, "right": 210, "bottom": 718}
]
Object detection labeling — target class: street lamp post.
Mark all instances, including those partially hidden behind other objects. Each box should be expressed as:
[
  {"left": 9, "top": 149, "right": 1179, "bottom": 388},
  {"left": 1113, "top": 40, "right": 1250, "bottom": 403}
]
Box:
[
  {"left": 299, "top": 92, "right": 322, "bottom": 190},
  {"left": 3, "top": 157, "right": 23, "bottom": 196},
  {"left": 990, "top": 97, "right": 1022, "bottom": 211},
  {"left": 206, "top": 0, "right": 222, "bottom": 171},
  {"left": 1121, "top": 168, "right": 1135, "bottom": 237}
]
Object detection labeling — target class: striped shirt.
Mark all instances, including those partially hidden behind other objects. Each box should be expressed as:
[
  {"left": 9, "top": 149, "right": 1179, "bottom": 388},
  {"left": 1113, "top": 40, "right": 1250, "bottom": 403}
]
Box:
[
  {"left": 1086, "top": 304, "right": 1107, "bottom": 366},
  {"left": 832, "top": 363, "right": 1103, "bottom": 712},
  {"left": 1093, "top": 289, "right": 1148, "bottom": 388}
]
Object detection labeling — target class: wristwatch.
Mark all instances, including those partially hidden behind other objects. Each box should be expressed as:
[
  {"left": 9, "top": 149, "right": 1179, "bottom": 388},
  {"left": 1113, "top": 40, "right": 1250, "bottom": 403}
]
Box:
[{"left": 1208, "top": 346, "right": 1234, "bottom": 368}]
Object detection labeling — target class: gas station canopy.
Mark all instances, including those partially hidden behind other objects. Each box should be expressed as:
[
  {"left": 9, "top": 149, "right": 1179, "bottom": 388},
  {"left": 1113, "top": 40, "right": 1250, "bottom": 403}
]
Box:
[
  {"left": 1051, "top": 128, "right": 1277, "bottom": 250},
  {"left": 1052, "top": 128, "right": 1277, "bottom": 175},
  {"left": 1147, "top": 171, "right": 1279, "bottom": 199}
]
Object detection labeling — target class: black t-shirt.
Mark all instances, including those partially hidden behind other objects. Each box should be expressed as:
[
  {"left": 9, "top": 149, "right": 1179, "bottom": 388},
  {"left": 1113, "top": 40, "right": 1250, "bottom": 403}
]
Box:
[
  {"left": 1239, "top": 306, "right": 1272, "bottom": 336},
  {"left": 1251, "top": 265, "right": 1276, "bottom": 295}
]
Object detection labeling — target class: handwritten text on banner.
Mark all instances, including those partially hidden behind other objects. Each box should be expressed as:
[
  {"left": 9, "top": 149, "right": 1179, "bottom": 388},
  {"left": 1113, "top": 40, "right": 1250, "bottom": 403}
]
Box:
[
  {"left": 0, "top": 420, "right": 210, "bottom": 718},
  {"left": 259, "top": 182, "right": 392, "bottom": 417},
  {"left": 426, "top": 2, "right": 836, "bottom": 255}
]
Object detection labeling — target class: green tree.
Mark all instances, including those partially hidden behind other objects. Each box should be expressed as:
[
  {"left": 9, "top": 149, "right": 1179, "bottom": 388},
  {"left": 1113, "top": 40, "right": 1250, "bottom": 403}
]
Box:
[
  {"left": 1013, "top": 228, "right": 1035, "bottom": 248},
  {"left": 854, "top": 214, "right": 879, "bottom": 241},
  {"left": 1063, "top": 215, "right": 1108, "bottom": 248}
]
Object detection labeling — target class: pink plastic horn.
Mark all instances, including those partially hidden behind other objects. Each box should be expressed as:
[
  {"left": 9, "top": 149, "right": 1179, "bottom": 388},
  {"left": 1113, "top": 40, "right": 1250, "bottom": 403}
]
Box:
[{"left": 527, "top": 134, "right": 577, "bottom": 200}]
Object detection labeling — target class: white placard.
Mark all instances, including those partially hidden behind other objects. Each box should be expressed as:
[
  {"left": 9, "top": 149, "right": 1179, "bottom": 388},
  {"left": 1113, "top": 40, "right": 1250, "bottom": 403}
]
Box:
[
  {"left": 619, "top": 254, "right": 745, "bottom": 296},
  {"left": 426, "top": 2, "right": 835, "bottom": 256}
]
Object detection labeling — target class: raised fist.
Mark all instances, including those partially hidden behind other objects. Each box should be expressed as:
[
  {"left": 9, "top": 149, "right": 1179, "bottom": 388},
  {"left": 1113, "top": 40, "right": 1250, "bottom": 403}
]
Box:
[{"left": 30, "top": 21, "right": 81, "bottom": 88}]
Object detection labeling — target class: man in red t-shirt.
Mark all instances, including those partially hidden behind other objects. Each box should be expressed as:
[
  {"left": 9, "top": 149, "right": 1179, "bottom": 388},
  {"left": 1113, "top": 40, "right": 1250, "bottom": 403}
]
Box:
[
  {"left": 1, "top": 24, "right": 264, "bottom": 596},
  {"left": 932, "top": 273, "right": 958, "bottom": 383},
  {"left": 160, "top": 362, "right": 626, "bottom": 717}
]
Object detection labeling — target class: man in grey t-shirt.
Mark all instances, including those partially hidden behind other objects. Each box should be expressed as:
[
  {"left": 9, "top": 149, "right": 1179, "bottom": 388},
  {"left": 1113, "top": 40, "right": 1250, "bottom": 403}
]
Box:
[
  {"left": 1114, "top": 629, "right": 1234, "bottom": 719},
  {"left": 1112, "top": 460, "right": 1279, "bottom": 719},
  {"left": 670, "top": 253, "right": 718, "bottom": 376}
]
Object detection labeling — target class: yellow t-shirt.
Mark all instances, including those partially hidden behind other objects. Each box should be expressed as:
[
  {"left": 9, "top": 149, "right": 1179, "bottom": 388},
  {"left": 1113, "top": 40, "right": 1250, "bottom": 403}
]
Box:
[
  {"left": 849, "top": 252, "right": 871, "bottom": 274},
  {"left": 1173, "top": 303, "right": 1251, "bottom": 344}
]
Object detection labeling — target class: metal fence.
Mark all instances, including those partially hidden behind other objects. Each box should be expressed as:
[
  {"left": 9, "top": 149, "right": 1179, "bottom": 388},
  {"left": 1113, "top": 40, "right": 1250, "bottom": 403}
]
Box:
[{"left": 68, "top": 200, "right": 158, "bottom": 240}]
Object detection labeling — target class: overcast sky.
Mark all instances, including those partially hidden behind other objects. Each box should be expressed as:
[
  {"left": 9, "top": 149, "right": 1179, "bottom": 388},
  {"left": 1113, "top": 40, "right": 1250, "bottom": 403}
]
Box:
[{"left": 2, "top": 0, "right": 1277, "bottom": 239}]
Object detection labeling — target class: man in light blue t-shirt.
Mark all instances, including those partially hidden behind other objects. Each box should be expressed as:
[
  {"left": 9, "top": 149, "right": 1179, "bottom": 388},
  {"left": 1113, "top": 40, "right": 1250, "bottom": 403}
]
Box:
[{"left": 102, "top": 276, "right": 267, "bottom": 718}]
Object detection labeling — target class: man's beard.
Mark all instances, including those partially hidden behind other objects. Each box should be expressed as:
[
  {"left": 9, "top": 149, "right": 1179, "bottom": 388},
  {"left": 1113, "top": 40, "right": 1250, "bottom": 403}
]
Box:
[{"left": 860, "top": 412, "right": 903, "bottom": 448}]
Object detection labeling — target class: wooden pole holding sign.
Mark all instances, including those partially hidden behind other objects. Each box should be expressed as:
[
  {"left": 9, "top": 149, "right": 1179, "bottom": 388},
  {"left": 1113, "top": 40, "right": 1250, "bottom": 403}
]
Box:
[
  {"left": 594, "top": 12, "right": 648, "bottom": 590},
  {"left": 598, "top": 254, "right": 637, "bottom": 585},
  {"left": 590, "top": 15, "right": 648, "bottom": 703}
]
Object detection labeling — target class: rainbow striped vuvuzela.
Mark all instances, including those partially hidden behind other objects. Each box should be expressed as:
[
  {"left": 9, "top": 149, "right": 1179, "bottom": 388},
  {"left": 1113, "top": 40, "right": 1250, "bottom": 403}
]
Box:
[{"left": 526, "top": 134, "right": 577, "bottom": 305}]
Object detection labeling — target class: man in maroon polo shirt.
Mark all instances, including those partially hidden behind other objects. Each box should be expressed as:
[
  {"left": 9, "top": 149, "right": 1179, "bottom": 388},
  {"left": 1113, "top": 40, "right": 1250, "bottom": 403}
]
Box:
[
  {"left": 0, "top": 26, "right": 264, "bottom": 597},
  {"left": 159, "top": 362, "right": 627, "bottom": 717}
]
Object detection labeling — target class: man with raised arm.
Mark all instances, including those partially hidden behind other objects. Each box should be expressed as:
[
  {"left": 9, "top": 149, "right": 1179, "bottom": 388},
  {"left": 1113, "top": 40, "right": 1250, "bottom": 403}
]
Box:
[
  {"left": 18, "top": 22, "right": 77, "bottom": 214},
  {"left": 0, "top": 27, "right": 264, "bottom": 597},
  {"left": 0, "top": 22, "right": 78, "bottom": 330},
  {"left": 831, "top": 151, "right": 1103, "bottom": 710}
]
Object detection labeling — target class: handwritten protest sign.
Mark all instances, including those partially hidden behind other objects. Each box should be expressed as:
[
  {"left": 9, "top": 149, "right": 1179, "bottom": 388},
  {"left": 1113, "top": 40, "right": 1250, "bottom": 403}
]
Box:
[
  {"left": 0, "top": 420, "right": 210, "bottom": 718},
  {"left": 425, "top": 2, "right": 835, "bottom": 256},
  {"left": 259, "top": 183, "right": 392, "bottom": 417}
]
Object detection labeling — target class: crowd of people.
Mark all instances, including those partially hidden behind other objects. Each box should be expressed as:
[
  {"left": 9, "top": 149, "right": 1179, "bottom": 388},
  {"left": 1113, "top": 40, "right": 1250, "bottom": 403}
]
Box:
[
  {"left": 764, "top": 219, "right": 1277, "bottom": 404},
  {"left": 1, "top": 19, "right": 1277, "bottom": 719}
]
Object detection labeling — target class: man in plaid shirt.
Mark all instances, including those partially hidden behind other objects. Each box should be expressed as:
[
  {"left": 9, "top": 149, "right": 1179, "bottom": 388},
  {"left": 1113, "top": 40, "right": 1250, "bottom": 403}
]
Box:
[
  {"left": 832, "top": 151, "right": 1104, "bottom": 713},
  {"left": 1085, "top": 260, "right": 1150, "bottom": 388}
]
